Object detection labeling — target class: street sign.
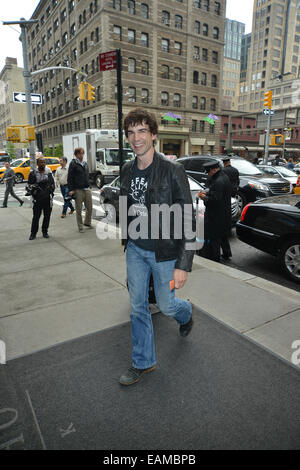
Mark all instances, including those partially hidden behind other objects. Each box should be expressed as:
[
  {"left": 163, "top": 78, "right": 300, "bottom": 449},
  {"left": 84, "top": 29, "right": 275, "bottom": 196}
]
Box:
[
  {"left": 99, "top": 51, "right": 117, "bottom": 71},
  {"left": 263, "top": 109, "right": 274, "bottom": 115},
  {"left": 13, "top": 92, "right": 43, "bottom": 105}
]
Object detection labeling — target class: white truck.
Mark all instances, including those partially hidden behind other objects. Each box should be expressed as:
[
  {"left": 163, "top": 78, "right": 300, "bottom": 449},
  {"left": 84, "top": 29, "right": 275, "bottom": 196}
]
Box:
[{"left": 62, "top": 129, "right": 135, "bottom": 188}]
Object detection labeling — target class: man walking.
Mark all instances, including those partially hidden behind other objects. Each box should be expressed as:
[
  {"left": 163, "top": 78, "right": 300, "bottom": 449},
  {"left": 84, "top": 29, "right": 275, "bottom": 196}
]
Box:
[
  {"left": 67, "top": 148, "right": 93, "bottom": 232},
  {"left": 198, "top": 161, "right": 232, "bottom": 262},
  {"left": 222, "top": 157, "right": 240, "bottom": 197},
  {"left": 55, "top": 157, "right": 75, "bottom": 218},
  {"left": 119, "top": 108, "right": 195, "bottom": 386},
  {"left": 28, "top": 157, "right": 55, "bottom": 240},
  {"left": 1, "top": 162, "right": 23, "bottom": 208}
]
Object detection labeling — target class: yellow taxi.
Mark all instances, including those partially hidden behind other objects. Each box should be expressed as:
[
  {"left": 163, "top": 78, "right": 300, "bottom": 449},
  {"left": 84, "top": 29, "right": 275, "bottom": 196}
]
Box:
[
  {"left": 0, "top": 157, "right": 60, "bottom": 183},
  {"left": 294, "top": 175, "right": 300, "bottom": 194}
]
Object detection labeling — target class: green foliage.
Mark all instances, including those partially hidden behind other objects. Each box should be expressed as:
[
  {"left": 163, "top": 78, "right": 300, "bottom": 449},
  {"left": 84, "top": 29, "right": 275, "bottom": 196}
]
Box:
[
  {"left": 55, "top": 143, "right": 63, "bottom": 158},
  {"left": 6, "top": 141, "right": 15, "bottom": 159},
  {"left": 44, "top": 145, "right": 53, "bottom": 157}
]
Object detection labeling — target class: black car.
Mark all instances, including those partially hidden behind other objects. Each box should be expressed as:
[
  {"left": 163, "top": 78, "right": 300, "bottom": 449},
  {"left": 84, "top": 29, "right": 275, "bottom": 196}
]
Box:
[
  {"left": 177, "top": 155, "right": 291, "bottom": 210},
  {"left": 99, "top": 175, "right": 241, "bottom": 225},
  {"left": 236, "top": 194, "right": 300, "bottom": 283}
]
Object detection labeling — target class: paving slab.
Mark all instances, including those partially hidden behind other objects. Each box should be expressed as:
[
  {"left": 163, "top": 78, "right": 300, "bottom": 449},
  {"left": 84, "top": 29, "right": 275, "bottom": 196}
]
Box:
[
  {"left": 0, "top": 288, "right": 130, "bottom": 360},
  {"left": 245, "top": 309, "right": 300, "bottom": 364},
  {"left": 0, "top": 259, "right": 122, "bottom": 317},
  {"left": 180, "top": 269, "right": 299, "bottom": 333}
]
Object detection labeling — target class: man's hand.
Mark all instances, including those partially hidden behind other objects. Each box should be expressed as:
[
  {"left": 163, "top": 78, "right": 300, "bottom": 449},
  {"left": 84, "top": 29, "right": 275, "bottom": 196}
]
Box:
[
  {"left": 69, "top": 191, "right": 74, "bottom": 196},
  {"left": 173, "top": 269, "right": 188, "bottom": 290},
  {"left": 198, "top": 191, "right": 206, "bottom": 200}
]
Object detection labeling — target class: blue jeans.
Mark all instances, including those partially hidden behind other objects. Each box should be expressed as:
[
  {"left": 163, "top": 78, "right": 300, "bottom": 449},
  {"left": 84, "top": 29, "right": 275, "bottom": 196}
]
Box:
[
  {"left": 60, "top": 185, "right": 75, "bottom": 215},
  {"left": 126, "top": 241, "right": 192, "bottom": 369}
]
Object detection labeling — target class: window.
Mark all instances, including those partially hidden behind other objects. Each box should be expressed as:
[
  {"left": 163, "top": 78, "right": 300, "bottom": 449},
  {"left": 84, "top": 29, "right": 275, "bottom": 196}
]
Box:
[
  {"left": 72, "top": 48, "right": 78, "bottom": 61},
  {"left": 192, "top": 120, "right": 197, "bottom": 132},
  {"left": 193, "top": 71, "right": 199, "bottom": 84},
  {"left": 201, "top": 72, "right": 207, "bottom": 85},
  {"left": 70, "top": 23, "right": 76, "bottom": 37},
  {"left": 162, "top": 11, "right": 170, "bottom": 26},
  {"left": 141, "top": 32, "right": 149, "bottom": 47},
  {"left": 174, "top": 41, "right": 182, "bottom": 55},
  {"left": 114, "top": 26, "right": 122, "bottom": 40},
  {"left": 213, "top": 27, "right": 219, "bottom": 39},
  {"left": 97, "top": 86, "right": 101, "bottom": 101},
  {"left": 210, "top": 125, "right": 215, "bottom": 134},
  {"left": 194, "top": 0, "right": 200, "bottom": 8},
  {"left": 175, "top": 15, "right": 183, "bottom": 29},
  {"left": 47, "top": 27, "right": 52, "bottom": 39},
  {"left": 202, "top": 48, "right": 208, "bottom": 61},
  {"left": 203, "top": 24, "right": 208, "bottom": 36},
  {"left": 113, "top": 0, "right": 121, "bottom": 10},
  {"left": 174, "top": 67, "right": 181, "bottom": 81},
  {"left": 128, "top": 87, "right": 136, "bottom": 102},
  {"left": 128, "top": 57, "right": 136, "bottom": 73},
  {"left": 162, "top": 65, "right": 169, "bottom": 79},
  {"left": 61, "top": 9, "right": 66, "bottom": 23},
  {"left": 200, "top": 121, "right": 205, "bottom": 132},
  {"left": 59, "top": 104, "right": 64, "bottom": 116},
  {"left": 128, "top": 0, "right": 135, "bottom": 15},
  {"left": 161, "top": 91, "right": 169, "bottom": 106},
  {"left": 194, "top": 21, "right": 200, "bottom": 34},
  {"left": 212, "top": 51, "right": 218, "bottom": 64},
  {"left": 128, "top": 29, "right": 136, "bottom": 44},
  {"left": 214, "top": 2, "right": 221, "bottom": 15},
  {"left": 141, "top": 60, "right": 149, "bottom": 75},
  {"left": 211, "top": 98, "right": 216, "bottom": 111},
  {"left": 192, "top": 96, "right": 198, "bottom": 109},
  {"left": 69, "top": 0, "right": 75, "bottom": 13},
  {"left": 194, "top": 46, "right": 200, "bottom": 60},
  {"left": 203, "top": 0, "right": 210, "bottom": 12},
  {"left": 54, "top": 19, "right": 59, "bottom": 31},
  {"left": 62, "top": 32, "right": 68, "bottom": 45},
  {"left": 162, "top": 38, "right": 169, "bottom": 52},
  {"left": 95, "top": 27, "right": 99, "bottom": 42},
  {"left": 141, "top": 88, "right": 149, "bottom": 104},
  {"left": 141, "top": 3, "right": 149, "bottom": 19},
  {"left": 211, "top": 75, "right": 217, "bottom": 87},
  {"left": 200, "top": 97, "right": 206, "bottom": 110}
]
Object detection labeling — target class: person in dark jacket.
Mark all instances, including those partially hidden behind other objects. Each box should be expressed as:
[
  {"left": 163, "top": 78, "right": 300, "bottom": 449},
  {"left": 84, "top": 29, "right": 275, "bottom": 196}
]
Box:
[
  {"left": 1, "top": 162, "right": 24, "bottom": 208},
  {"left": 119, "top": 107, "right": 196, "bottom": 386},
  {"left": 222, "top": 157, "right": 240, "bottom": 197},
  {"left": 198, "top": 161, "right": 232, "bottom": 262},
  {"left": 67, "top": 147, "right": 93, "bottom": 232},
  {"left": 28, "top": 157, "right": 55, "bottom": 240}
]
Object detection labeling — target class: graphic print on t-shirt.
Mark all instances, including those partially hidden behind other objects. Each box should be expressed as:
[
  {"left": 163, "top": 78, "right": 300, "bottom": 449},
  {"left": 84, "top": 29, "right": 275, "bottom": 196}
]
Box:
[{"left": 129, "top": 176, "right": 148, "bottom": 217}]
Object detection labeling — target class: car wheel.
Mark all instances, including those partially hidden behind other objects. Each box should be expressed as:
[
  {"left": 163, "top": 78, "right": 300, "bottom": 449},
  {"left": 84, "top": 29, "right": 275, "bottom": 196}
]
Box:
[
  {"left": 15, "top": 173, "right": 24, "bottom": 184},
  {"left": 95, "top": 173, "right": 104, "bottom": 189},
  {"left": 235, "top": 191, "right": 247, "bottom": 211},
  {"left": 279, "top": 239, "right": 300, "bottom": 283}
]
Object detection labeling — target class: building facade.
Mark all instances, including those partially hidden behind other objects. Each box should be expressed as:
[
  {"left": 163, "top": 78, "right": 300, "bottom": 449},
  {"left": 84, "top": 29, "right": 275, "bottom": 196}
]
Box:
[
  {"left": 0, "top": 58, "right": 28, "bottom": 153},
  {"left": 26, "top": 0, "right": 226, "bottom": 157},
  {"left": 238, "top": 0, "right": 300, "bottom": 113},
  {"left": 222, "top": 19, "right": 245, "bottom": 110}
]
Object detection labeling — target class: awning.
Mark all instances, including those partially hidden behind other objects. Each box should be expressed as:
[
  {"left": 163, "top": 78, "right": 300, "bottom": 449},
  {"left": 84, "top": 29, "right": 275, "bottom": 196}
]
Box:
[{"left": 190, "top": 138, "right": 206, "bottom": 145}]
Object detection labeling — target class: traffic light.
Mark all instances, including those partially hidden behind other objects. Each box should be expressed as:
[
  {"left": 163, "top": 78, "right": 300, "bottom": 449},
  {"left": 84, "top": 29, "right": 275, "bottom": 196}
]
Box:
[
  {"left": 6, "top": 126, "right": 21, "bottom": 142},
  {"left": 271, "top": 134, "right": 284, "bottom": 145},
  {"left": 79, "top": 81, "right": 86, "bottom": 100},
  {"left": 264, "top": 90, "right": 272, "bottom": 109},
  {"left": 87, "top": 82, "right": 96, "bottom": 101}
]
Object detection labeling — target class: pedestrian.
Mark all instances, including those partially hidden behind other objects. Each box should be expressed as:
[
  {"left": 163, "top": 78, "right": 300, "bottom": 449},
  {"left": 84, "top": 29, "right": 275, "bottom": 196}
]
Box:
[
  {"left": 222, "top": 157, "right": 240, "bottom": 197},
  {"left": 198, "top": 161, "right": 232, "bottom": 262},
  {"left": 28, "top": 157, "right": 55, "bottom": 240},
  {"left": 119, "top": 107, "right": 196, "bottom": 386},
  {"left": 286, "top": 158, "right": 295, "bottom": 170},
  {"left": 1, "top": 161, "right": 24, "bottom": 208},
  {"left": 55, "top": 157, "right": 75, "bottom": 218},
  {"left": 67, "top": 148, "right": 93, "bottom": 232}
]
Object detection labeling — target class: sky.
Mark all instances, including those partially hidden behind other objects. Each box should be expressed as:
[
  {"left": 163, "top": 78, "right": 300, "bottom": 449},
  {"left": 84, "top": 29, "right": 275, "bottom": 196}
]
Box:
[{"left": 0, "top": 0, "right": 254, "bottom": 72}]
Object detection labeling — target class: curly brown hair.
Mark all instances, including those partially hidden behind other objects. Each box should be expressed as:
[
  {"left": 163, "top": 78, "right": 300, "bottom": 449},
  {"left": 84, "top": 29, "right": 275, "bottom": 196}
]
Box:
[{"left": 123, "top": 108, "right": 158, "bottom": 137}]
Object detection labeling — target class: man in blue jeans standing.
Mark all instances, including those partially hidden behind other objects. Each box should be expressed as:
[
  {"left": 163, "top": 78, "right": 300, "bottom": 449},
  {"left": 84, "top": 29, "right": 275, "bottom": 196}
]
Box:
[
  {"left": 55, "top": 157, "right": 75, "bottom": 218},
  {"left": 119, "top": 108, "right": 196, "bottom": 386}
]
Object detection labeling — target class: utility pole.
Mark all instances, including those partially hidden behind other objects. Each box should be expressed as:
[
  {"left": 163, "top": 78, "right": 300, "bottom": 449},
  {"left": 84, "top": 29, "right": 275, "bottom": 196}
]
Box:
[
  {"left": 3, "top": 18, "right": 38, "bottom": 169},
  {"left": 263, "top": 91, "right": 273, "bottom": 164},
  {"left": 116, "top": 49, "right": 123, "bottom": 177}
]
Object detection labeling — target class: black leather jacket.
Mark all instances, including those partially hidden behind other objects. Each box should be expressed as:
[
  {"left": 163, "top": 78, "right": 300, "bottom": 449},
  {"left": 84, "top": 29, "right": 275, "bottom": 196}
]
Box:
[{"left": 120, "top": 152, "right": 196, "bottom": 272}]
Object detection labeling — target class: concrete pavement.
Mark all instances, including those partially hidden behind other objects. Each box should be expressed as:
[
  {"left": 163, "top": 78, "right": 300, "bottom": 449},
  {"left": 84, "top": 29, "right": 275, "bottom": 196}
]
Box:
[{"left": 0, "top": 201, "right": 299, "bottom": 367}]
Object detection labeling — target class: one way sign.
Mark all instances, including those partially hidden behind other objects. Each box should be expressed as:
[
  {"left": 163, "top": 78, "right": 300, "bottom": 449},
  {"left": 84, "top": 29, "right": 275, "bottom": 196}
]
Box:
[{"left": 13, "top": 92, "right": 43, "bottom": 105}]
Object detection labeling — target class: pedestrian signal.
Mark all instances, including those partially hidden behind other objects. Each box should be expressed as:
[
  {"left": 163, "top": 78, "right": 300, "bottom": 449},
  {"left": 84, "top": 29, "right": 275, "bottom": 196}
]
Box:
[
  {"left": 6, "top": 126, "right": 21, "bottom": 142},
  {"left": 25, "top": 126, "right": 36, "bottom": 141},
  {"left": 264, "top": 91, "right": 272, "bottom": 109},
  {"left": 271, "top": 134, "right": 283, "bottom": 145}
]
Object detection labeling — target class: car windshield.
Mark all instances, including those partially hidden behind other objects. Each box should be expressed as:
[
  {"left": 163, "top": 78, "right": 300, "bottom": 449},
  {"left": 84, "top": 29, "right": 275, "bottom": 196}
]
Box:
[
  {"left": 276, "top": 167, "right": 297, "bottom": 177},
  {"left": 10, "top": 159, "right": 25, "bottom": 167},
  {"left": 105, "top": 149, "right": 135, "bottom": 166},
  {"left": 188, "top": 176, "right": 203, "bottom": 191},
  {"left": 231, "top": 159, "right": 263, "bottom": 176}
]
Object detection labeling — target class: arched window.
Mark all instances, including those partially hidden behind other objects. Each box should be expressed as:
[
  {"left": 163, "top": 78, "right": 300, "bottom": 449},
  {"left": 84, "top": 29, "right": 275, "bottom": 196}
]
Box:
[
  {"left": 161, "top": 91, "right": 169, "bottom": 106},
  {"left": 192, "top": 96, "right": 198, "bottom": 109},
  {"left": 162, "top": 11, "right": 170, "bottom": 25},
  {"left": 211, "top": 98, "right": 216, "bottom": 111},
  {"left": 113, "top": 0, "right": 121, "bottom": 10},
  {"left": 128, "top": 86, "right": 136, "bottom": 102},
  {"left": 141, "top": 60, "right": 149, "bottom": 75},
  {"left": 174, "top": 93, "right": 181, "bottom": 107},
  {"left": 200, "top": 97, "right": 206, "bottom": 110},
  {"left": 194, "top": 21, "right": 200, "bottom": 34},
  {"left": 213, "top": 27, "right": 219, "bottom": 39},
  {"left": 211, "top": 74, "right": 217, "bottom": 87},
  {"left": 175, "top": 15, "right": 183, "bottom": 29},
  {"left": 162, "top": 65, "right": 169, "bottom": 79},
  {"left": 203, "top": 23, "right": 208, "bottom": 36},
  {"left": 128, "top": 0, "right": 135, "bottom": 15},
  {"left": 174, "top": 67, "right": 182, "bottom": 81},
  {"left": 193, "top": 71, "right": 199, "bottom": 84},
  {"left": 141, "top": 88, "right": 149, "bottom": 103},
  {"left": 141, "top": 3, "right": 149, "bottom": 19}
]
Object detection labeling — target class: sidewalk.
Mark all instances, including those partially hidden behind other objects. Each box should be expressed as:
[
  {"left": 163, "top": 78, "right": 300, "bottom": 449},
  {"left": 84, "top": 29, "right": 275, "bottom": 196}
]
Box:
[{"left": 0, "top": 202, "right": 299, "bottom": 366}]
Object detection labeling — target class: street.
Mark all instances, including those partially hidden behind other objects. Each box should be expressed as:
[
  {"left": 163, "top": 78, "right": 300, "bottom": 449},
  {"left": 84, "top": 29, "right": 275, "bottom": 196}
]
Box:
[{"left": 1, "top": 181, "right": 299, "bottom": 293}]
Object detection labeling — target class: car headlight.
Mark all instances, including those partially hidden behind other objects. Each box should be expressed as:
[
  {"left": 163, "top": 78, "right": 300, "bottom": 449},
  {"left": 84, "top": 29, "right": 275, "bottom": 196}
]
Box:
[{"left": 248, "top": 180, "right": 269, "bottom": 191}]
